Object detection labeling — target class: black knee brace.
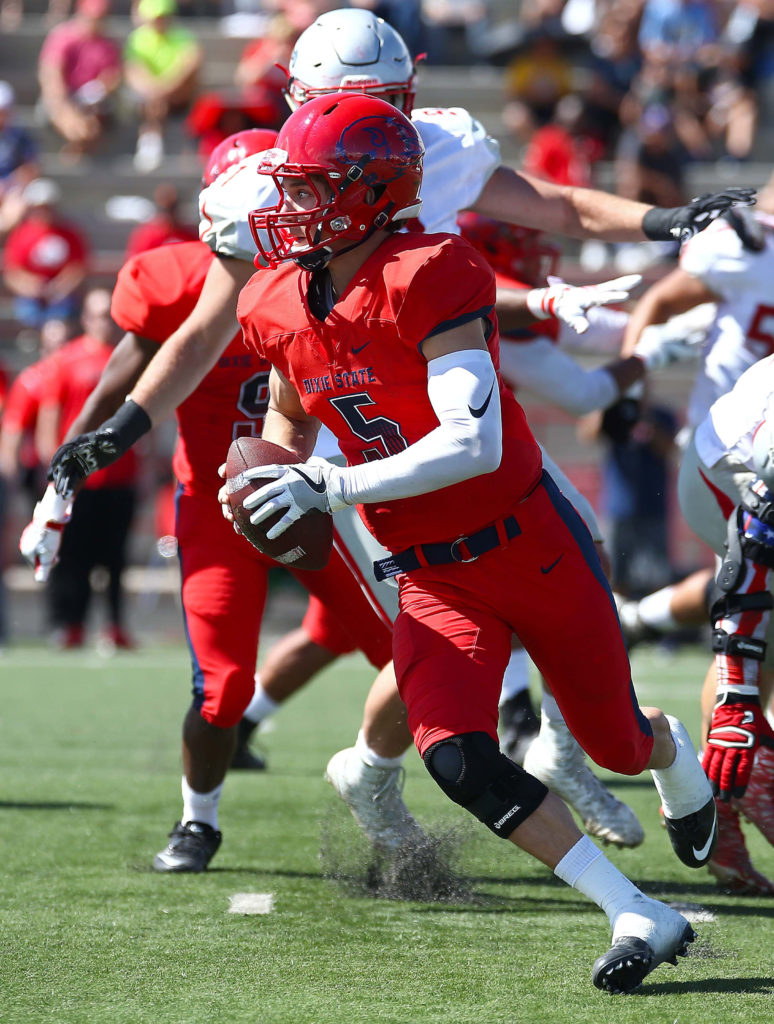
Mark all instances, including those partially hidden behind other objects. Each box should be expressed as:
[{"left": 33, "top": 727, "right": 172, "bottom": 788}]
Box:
[{"left": 423, "top": 731, "right": 548, "bottom": 837}]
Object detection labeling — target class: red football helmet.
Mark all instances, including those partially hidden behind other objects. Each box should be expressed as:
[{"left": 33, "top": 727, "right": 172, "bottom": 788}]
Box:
[
  {"left": 248, "top": 92, "right": 423, "bottom": 270},
  {"left": 202, "top": 128, "right": 278, "bottom": 186},
  {"left": 457, "top": 212, "right": 560, "bottom": 287}
]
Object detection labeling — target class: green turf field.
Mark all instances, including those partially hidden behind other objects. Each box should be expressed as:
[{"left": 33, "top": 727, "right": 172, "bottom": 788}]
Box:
[{"left": 1, "top": 642, "right": 773, "bottom": 1023}]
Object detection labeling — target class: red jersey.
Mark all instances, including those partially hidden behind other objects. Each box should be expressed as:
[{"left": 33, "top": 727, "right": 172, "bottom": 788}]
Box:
[
  {"left": 111, "top": 241, "right": 272, "bottom": 497},
  {"left": 124, "top": 217, "right": 198, "bottom": 260},
  {"left": 44, "top": 335, "right": 138, "bottom": 489},
  {"left": 238, "top": 232, "right": 542, "bottom": 552},
  {"left": 4, "top": 216, "right": 89, "bottom": 280},
  {"left": 2, "top": 358, "right": 55, "bottom": 470}
]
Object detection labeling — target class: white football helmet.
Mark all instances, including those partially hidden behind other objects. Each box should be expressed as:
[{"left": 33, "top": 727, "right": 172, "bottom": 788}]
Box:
[{"left": 287, "top": 9, "right": 416, "bottom": 115}]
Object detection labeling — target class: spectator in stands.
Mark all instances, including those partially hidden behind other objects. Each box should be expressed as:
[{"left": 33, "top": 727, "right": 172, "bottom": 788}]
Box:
[
  {"left": 638, "top": 0, "right": 719, "bottom": 65},
  {"left": 124, "top": 182, "right": 197, "bottom": 258},
  {"left": 521, "top": 94, "right": 604, "bottom": 187},
  {"left": 2, "top": 178, "right": 90, "bottom": 332},
  {"left": 187, "top": 31, "right": 288, "bottom": 165},
  {"left": 233, "top": 12, "right": 297, "bottom": 97},
  {"left": 38, "top": 0, "right": 122, "bottom": 162},
  {"left": 583, "top": 5, "right": 643, "bottom": 151},
  {"left": 0, "top": 81, "right": 39, "bottom": 237},
  {"left": 502, "top": 26, "right": 574, "bottom": 144},
  {"left": 124, "top": 0, "right": 203, "bottom": 172},
  {"left": 35, "top": 288, "right": 140, "bottom": 650},
  {"left": 615, "top": 102, "right": 688, "bottom": 208}
]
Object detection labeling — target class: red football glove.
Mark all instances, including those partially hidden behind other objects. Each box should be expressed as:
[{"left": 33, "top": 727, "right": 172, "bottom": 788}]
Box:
[{"left": 702, "top": 690, "right": 774, "bottom": 800}]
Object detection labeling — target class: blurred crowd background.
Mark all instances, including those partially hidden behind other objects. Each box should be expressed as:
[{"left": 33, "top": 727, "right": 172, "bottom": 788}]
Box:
[{"left": 1, "top": 0, "right": 773, "bottom": 648}]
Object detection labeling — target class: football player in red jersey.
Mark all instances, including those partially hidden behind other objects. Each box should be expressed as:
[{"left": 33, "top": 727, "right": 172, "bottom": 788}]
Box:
[
  {"left": 21, "top": 130, "right": 395, "bottom": 872},
  {"left": 214, "top": 93, "right": 720, "bottom": 993},
  {"left": 41, "top": 10, "right": 752, "bottom": 870}
]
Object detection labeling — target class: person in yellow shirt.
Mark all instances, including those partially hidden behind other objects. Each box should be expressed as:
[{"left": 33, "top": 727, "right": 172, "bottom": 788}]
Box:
[
  {"left": 124, "top": 0, "right": 202, "bottom": 171},
  {"left": 503, "top": 28, "right": 574, "bottom": 144}
]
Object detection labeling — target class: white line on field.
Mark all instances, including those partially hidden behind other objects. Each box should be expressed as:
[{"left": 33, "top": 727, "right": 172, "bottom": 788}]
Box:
[
  {"left": 669, "top": 901, "right": 716, "bottom": 923},
  {"left": 228, "top": 892, "right": 275, "bottom": 915}
]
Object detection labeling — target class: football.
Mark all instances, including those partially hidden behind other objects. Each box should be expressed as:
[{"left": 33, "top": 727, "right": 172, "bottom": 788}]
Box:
[{"left": 225, "top": 436, "right": 333, "bottom": 570}]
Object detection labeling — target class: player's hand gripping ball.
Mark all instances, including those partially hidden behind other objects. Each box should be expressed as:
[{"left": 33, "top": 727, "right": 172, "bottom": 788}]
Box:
[{"left": 225, "top": 437, "right": 333, "bottom": 570}]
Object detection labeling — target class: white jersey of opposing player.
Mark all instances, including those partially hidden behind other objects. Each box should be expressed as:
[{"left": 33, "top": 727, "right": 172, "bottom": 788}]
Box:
[
  {"left": 680, "top": 213, "right": 774, "bottom": 428},
  {"left": 695, "top": 353, "right": 774, "bottom": 471},
  {"left": 198, "top": 106, "right": 500, "bottom": 260}
]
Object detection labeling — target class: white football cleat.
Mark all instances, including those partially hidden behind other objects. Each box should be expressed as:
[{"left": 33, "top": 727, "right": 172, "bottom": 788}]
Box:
[
  {"left": 325, "top": 747, "right": 424, "bottom": 854},
  {"left": 593, "top": 893, "right": 695, "bottom": 994},
  {"left": 523, "top": 720, "right": 645, "bottom": 848}
]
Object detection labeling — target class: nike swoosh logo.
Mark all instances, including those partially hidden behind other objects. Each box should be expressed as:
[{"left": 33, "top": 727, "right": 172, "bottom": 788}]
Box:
[
  {"left": 469, "top": 382, "right": 494, "bottom": 418},
  {"left": 540, "top": 555, "right": 563, "bottom": 574},
  {"left": 291, "top": 467, "right": 327, "bottom": 493},
  {"left": 692, "top": 809, "right": 717, "bottom": 862},
  {"left": 352, "top": 341, "right": 371, "bottom": 355}
]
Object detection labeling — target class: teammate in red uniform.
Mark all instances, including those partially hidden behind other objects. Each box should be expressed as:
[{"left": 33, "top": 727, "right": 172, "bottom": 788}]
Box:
[
  {"left": 219, "top": 93, "right": 718, "bottom": 993},
  {"left": 22, "top": 129, "right": 395, "bottom": 871}
]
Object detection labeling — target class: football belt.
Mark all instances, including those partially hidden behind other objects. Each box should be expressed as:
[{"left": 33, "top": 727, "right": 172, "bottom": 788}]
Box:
[{"left": 373, "top": 514, "right": 521, "bottom": 581}]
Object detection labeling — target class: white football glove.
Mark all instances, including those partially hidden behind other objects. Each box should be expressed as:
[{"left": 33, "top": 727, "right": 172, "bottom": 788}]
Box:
[
  {"left": 19, "top": 484, "right": 73, "bottom": 582},
  {"left": 633, "top": 322, "right": 706, "bottom": 371},
  {"left": 242, "top": 457, "right": 349, "bottom": 539},
  {"left": 526, "top": 274, "right": 641, "bottom": 334}
]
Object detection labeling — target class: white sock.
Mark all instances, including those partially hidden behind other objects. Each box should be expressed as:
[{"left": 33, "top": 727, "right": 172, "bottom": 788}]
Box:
[
  {"left": 355, "top": 729, "right": 405, "bottom": 770},
  {"left": 181, "top": 776, "right": 223, "bottom": 830},
  {"left": 540, "top": 692, "right": 564, "bottom": 724},
  {"left": 638, "top": 586, "right": 678, "bottom": 631},
  {"left": 650, "top": 715, "right": 710, "bottom": 818},
  {"left": 243, "top": 675, "right": 280, "bottom": 725},
  {"left": 554, "top": 835, "right": 641, "bottom": 925},
  {"left": 499, "top": 648, "right": 530, "bottom": 704}
]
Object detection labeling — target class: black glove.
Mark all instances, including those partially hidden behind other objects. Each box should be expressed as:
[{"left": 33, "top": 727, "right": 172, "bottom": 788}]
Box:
[
  {"left": 49, "top": 399, "right": 152, "bottom": 497},
  {"left": 722, "top": 207, "right": 766, "bottom": 252},
  {"left": 642, "top": 187, "right": 756, "bottom": 244}
]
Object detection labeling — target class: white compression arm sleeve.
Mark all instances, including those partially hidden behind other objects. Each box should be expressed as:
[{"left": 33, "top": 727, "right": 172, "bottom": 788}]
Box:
[
  {"left": 333, "top": 348, "right": 502, "bottom": 506},
  {"left": 499, "top": 336, "right": 619, "bottom": 416}
]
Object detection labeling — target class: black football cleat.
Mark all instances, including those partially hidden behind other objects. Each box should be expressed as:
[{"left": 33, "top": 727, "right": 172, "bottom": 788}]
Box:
[
  {"left": 152, "top": 821, "right": 222, "bottom": 873},
  {"left": 499, "top": 691, "right": 540, "bottom": 765},
  {"left": 593, "top": 937, "right": 654, "bottom": 994},
  {"left": 230, "top": 718, "right": 267, "bottom": 771},
  {"left": 663, "top": 796, "right": 718, "bottom": 868}
]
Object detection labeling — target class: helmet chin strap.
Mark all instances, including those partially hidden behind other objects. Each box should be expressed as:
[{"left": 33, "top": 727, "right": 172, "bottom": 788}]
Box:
[
  {"left": 294, "top": 211, "right": 392, "bottom": 271},
  {"left": 295, "top": 247, "right": 335, "bottom": 272}
]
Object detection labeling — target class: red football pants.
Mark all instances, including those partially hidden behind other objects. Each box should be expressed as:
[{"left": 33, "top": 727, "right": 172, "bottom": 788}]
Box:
[
  {"left": 176, "top": 489, "right": 392, "bottom": 727},
  {"left": 393, "top": 473, "right": 654, "bottom": 773}
]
